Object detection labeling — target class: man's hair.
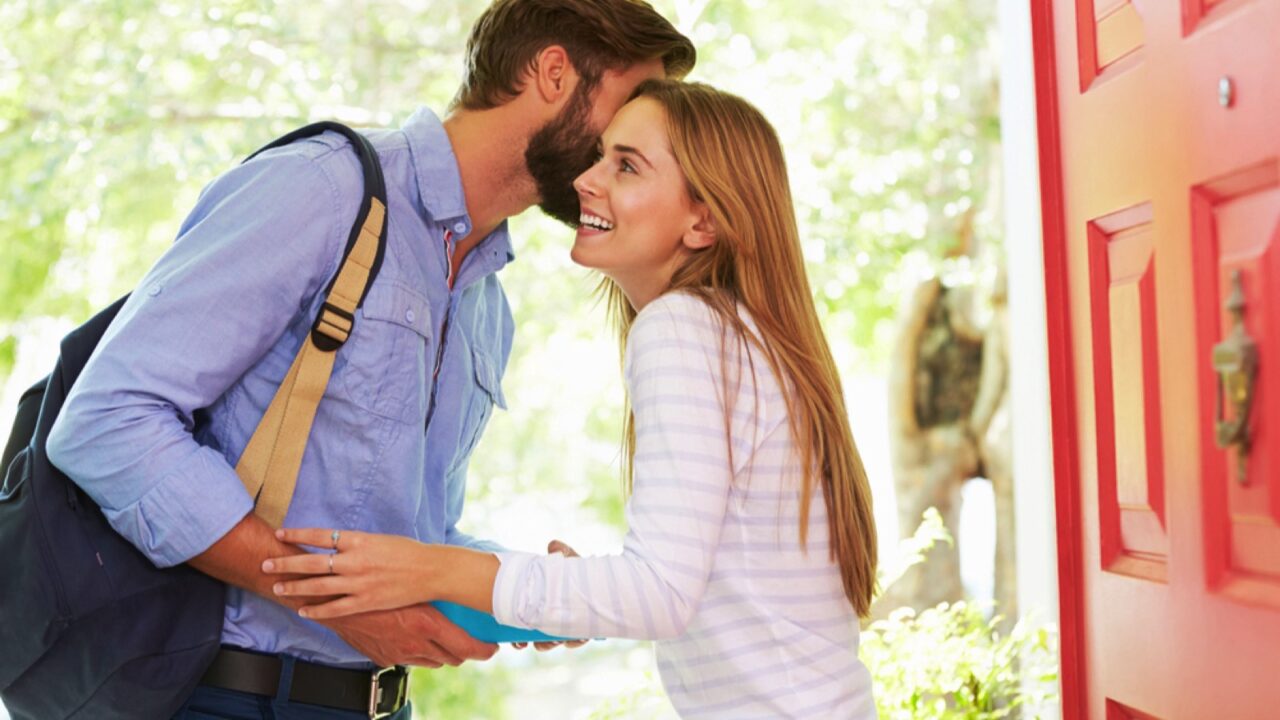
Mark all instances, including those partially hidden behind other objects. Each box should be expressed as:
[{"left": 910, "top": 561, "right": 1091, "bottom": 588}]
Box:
[{"left": 452, "top": 0, "right": 696, "bottom": 111}]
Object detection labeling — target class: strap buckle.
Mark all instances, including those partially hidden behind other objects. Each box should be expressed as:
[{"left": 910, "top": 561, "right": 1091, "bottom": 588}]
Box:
[
  {"left": 311, "top": 301, "right": 355, "bottom": 352},
  {"left": 368, "top": 665, "right": 408, "bottom": 719}
]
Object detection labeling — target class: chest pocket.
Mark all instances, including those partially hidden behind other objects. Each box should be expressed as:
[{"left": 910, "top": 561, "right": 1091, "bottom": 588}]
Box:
[
  {"left": 339, "top": 282, "right": 433, "bottom": 424},
  {"left": 454, "top": 346, "right": 506, "bottom": 468}
]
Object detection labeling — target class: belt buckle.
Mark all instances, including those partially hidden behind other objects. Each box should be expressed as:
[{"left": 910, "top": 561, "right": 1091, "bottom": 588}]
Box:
[{"left": 368, "top": 665, "right": 407, "bottom": 719}]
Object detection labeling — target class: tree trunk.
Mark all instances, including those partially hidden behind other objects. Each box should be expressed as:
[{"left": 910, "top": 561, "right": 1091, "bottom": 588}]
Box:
[{"left": 874, "top": 274, "right": 1015, "bottom": 628}]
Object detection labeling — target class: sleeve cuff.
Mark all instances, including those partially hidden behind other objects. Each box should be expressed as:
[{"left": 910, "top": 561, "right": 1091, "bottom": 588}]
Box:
[
  {"left": 103, "top": 446, "right": 255, "bottom": 567},
  {"left": 491, "top": 551, "right": 542, "bottom": 629}
]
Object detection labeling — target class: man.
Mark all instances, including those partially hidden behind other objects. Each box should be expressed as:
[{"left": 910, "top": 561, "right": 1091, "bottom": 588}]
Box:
[{"left": 45, "top": 1, "right": 695, "bottom": 717}]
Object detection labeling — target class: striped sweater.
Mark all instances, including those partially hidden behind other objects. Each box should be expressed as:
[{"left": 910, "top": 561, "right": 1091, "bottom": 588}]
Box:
[{"left": 492, "top": 292, "right": 876, "bottom": 719}]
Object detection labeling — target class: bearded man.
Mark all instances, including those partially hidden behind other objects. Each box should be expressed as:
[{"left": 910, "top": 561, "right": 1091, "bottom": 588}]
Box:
[{"left": 45, "top": 2, "right": 694, "bottom": 717}]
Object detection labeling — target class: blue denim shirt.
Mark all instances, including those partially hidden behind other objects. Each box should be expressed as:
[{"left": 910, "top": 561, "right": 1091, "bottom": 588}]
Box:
[{"left": 46, "top": 107, "right": 514, "bottom": 666}]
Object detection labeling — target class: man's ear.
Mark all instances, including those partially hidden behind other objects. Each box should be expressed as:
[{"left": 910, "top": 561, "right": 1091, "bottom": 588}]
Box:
[
  {"left": 532, "top": 45, "right": 578, "bottom": 106},
  {"left": 682, "top": 203, "right": 717, "bottom": 250}
]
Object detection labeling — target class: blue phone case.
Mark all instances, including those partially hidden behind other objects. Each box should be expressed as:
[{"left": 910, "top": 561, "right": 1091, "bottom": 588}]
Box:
[{"left": 431, "top": 601, "right": 575, "bottom": 644}]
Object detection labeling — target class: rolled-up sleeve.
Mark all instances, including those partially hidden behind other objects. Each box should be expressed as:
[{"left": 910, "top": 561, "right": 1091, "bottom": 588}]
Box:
[{"left": 46, "top": 149, "right": 350, "bottom": 567}]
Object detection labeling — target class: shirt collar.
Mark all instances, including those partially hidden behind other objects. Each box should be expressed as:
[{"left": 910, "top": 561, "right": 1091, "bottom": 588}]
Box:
[
  {"left": 403, "top": 106, "right": 470, "bottom": 228},
  {"left": 403, "top": 106, "right": 515, "bottom": 267}
]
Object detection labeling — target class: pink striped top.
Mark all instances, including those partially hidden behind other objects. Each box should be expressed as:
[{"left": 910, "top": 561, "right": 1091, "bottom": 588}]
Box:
[{"left": 492, "top": 292, "right": 876, "bottom": 719}]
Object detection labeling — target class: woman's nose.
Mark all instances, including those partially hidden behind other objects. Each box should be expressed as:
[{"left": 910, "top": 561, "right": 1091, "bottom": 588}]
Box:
[{"left": 573, "top": 165, "right": 599, "bottom": 197}]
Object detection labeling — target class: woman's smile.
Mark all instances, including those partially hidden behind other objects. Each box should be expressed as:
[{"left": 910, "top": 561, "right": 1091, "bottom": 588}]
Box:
[{"left": 577, "top": 210, "right": 615, "bottom": 233}]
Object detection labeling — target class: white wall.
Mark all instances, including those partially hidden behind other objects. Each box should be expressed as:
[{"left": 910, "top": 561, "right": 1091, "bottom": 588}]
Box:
[{"left": 998, "top": 0, "right": 1063, "bottom": 715}]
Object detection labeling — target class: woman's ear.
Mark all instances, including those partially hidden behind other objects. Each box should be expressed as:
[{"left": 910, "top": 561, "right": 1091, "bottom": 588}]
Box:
[{"left": 682, "top": 203, "right": 717, "bottom": 251}]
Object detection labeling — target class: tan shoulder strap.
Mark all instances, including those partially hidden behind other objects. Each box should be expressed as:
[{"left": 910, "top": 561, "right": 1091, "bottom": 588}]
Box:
[
  {"left": 235, "top": 193, "right": 386, "bottom": 528},
  {"left": 232, "top": 121, "right": 386, "bottom": 527}
]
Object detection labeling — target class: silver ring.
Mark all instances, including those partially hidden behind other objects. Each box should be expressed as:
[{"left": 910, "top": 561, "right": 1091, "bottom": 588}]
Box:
[
  {"left": 331, "top": 529, "right": 341, "bottom": 550},
  {"left": 328, "top": 554, "right": 335, "bottom": 575}
]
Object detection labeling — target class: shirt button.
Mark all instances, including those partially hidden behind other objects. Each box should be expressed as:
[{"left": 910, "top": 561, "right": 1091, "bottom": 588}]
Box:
[
  {"left": 405, "top": 309, "right": 416, "bottom": 324},
  {"left": 453, "top": 222, "right": 468, "bottom": 234},
  {"left": 146, "top": 283, "right": 162, "bottom": 297}
]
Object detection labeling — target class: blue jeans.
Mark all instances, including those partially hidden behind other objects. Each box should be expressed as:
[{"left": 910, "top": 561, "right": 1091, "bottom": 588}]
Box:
[{"left": 171, "top": 654, "right": 413, "bottom": 720}]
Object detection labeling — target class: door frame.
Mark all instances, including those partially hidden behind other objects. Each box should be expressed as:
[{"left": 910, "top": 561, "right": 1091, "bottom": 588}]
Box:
[
  {"left": 996, "top": 0, "right": 1067, "bottom": 716},
  {"left": 1029, "top": 0, "right": 1088, "bottom": 716}
]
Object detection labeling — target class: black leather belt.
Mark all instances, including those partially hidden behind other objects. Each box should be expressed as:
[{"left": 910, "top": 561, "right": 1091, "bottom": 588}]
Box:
[{"left": 199, "top": 646, "right": 409, "bottom": 719}]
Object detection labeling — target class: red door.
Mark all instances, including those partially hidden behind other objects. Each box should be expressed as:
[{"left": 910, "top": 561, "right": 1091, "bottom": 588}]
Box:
[{"left": 1032, "top": 0, "right": 1280, "bottom": 717}]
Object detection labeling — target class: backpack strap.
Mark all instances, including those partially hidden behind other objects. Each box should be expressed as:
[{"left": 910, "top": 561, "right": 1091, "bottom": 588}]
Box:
[{"left": 235, "top": 122, "right": 388, "bottom": 528}]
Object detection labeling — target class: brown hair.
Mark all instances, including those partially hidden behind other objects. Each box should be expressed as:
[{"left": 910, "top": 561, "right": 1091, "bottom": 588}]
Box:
[
  {"left": 452, "top": 0, "right": 696, "bottom": 111},
  {"left": 604, "top": 80, "right": 879, "bottom": 617}
]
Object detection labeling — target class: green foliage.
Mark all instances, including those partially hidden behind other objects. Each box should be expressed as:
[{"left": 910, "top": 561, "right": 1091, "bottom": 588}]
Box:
[
  {"left": 0, "top": 337, "right": 14, "bottom": 382},
  {"left": 877, "top": 505, "right": 954, "bottom": 591},
  {"left": 865, "top": 511, "right": 1060, "bottom": 719},
  {"left": 0, "top": 0, "right": 481, "bottom": 331},
  {"left": 408, "top": 660, "right": 514, "bottom": 720},
  {"left": 862, "top": 602, "right": 1059, "bottom": 719}
]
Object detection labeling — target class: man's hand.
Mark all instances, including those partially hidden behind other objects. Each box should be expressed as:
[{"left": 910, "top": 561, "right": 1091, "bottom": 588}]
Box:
[
  {"left": 512, "top": 540, "right": 590, "bottom": 653},
  {"left": 189, "top": 513, "right": 496, "bottom": 668},
  {"left": 322, "top": 603, "right": 497, "bottom": 668}
]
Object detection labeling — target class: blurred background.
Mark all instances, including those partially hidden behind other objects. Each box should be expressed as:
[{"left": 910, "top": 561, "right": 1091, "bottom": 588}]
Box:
[{"left": 0, "top": 0, "right": 1059, "bottom": 717}]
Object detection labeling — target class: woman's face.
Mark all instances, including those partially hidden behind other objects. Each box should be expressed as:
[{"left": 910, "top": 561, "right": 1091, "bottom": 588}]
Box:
[{"left": 571, "top": 97, "right": 712, "bottom": 308}]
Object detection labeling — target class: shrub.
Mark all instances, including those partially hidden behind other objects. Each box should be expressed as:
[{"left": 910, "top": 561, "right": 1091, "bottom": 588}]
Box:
[{"left": 864, "top": 509, "right": 1060, "bottom": 719}]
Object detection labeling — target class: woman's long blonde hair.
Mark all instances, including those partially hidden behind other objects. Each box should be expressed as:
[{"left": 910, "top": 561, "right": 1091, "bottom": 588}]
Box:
[{"left": 602, "top": 80, "right": 878, "bottom": 617}]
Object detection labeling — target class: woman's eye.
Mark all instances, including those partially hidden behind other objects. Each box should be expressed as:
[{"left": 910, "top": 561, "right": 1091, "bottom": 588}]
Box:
[{"left": 619, "top": 158, "right": 637, "bottom": 174}]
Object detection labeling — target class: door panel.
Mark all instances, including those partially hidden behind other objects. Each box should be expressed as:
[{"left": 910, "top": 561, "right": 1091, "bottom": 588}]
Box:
[
  {"left": 1077, "top": 0, "right": 1146, "bottom": 90},
  {"left": 1033, "top": 0, "right": 1280, "bottom": 716},
  {"left": 1087, "top": 203, "right": 1168, "bottom": 582},
  {"left": 1183, "top": 0, "right": 1256, "bottom": 35},
  {"left": 1192, "top": 163, "right": 1280, "bottom": 607}
]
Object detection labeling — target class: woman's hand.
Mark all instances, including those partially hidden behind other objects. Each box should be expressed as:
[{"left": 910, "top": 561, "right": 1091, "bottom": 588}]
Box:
[{"left": 262, "top": 528, "right": 441, "bottom": 620}]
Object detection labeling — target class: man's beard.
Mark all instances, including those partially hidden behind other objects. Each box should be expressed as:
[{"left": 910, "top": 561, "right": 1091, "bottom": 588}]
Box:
[{"left": 525, "top": 86, "right": 598, "bottom": 227}]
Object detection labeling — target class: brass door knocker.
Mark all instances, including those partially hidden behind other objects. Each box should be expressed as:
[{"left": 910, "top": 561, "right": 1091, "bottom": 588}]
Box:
[{"left": 1211, "top": 270, "right": 1258, "bottom": 485}]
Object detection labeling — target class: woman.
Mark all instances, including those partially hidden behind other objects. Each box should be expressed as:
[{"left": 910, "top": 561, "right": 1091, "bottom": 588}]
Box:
[{"left": 265, "top": 80, "right": 878, "bottom": 718}]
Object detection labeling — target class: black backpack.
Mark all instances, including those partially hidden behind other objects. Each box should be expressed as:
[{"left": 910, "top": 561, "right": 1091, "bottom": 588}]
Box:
[{"left": 0, "top": 121, "right": 387, "bottom": 720}]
